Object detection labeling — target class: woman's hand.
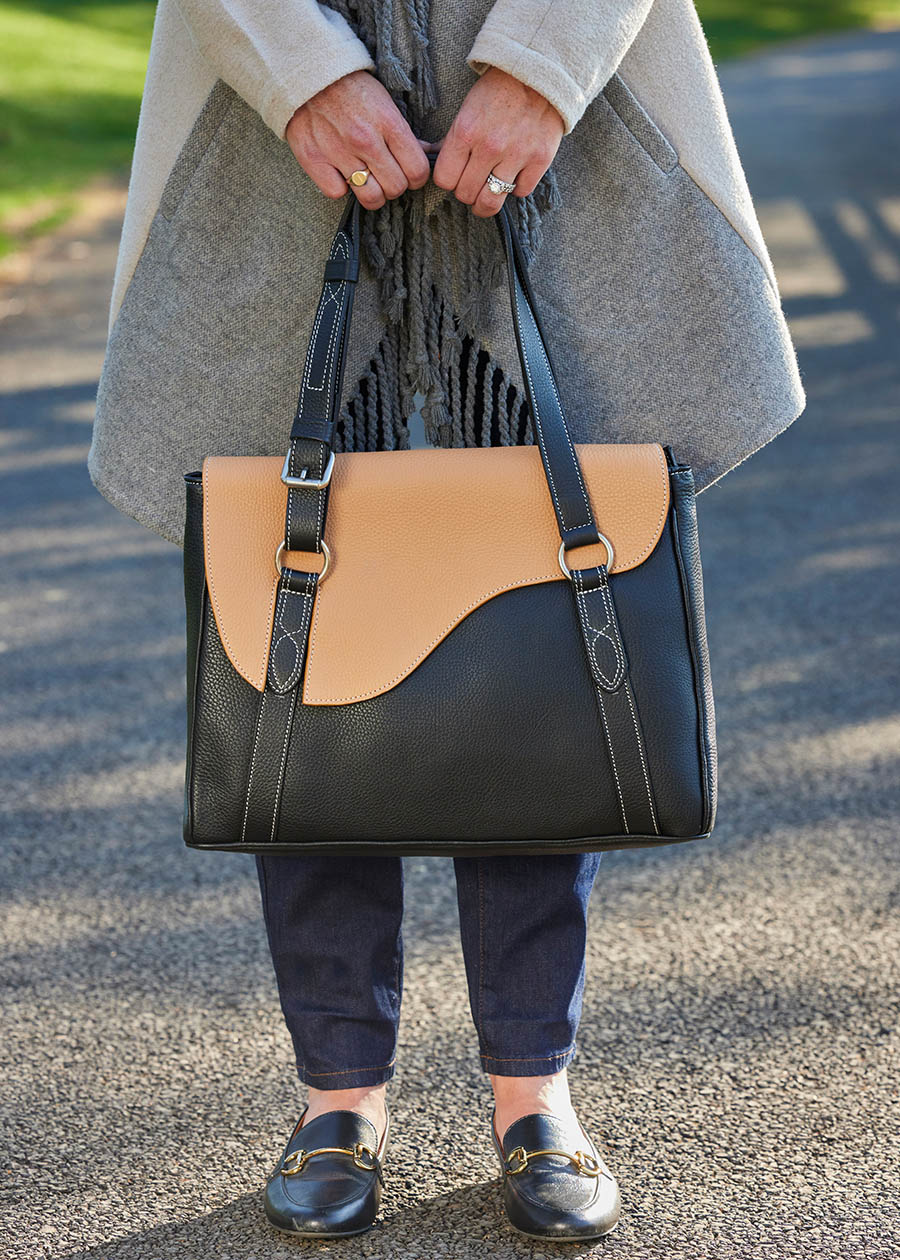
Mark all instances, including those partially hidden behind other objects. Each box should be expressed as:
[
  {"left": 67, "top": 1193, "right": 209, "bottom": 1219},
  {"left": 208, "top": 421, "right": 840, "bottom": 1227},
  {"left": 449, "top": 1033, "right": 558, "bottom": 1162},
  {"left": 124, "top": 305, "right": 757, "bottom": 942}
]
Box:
[
  {"left": 286, "top": 69, "right": 434, "bottom": 209},
  {"left": 432, "top": 66, "right": 565, "bottom": 217}
]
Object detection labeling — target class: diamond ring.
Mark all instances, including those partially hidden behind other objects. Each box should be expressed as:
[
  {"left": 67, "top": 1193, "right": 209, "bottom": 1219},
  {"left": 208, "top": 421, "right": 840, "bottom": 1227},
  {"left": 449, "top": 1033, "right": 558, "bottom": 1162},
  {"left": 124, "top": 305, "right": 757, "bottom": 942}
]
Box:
[{"left": 485, "top": 172, "right": 516, "bottom": 195}]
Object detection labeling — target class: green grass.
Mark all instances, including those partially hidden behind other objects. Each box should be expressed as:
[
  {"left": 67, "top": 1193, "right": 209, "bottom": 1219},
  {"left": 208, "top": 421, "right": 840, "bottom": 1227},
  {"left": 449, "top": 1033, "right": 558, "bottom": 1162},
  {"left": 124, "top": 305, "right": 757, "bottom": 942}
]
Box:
[
  {"left": 697, "top": 0, "right": 900, "bottom": 59},
  {"left": 1, "top": 0, "right": 900, "bottom": 257},
  {"left": 0, "top": 1, "right": 155, "bottom": 256}
]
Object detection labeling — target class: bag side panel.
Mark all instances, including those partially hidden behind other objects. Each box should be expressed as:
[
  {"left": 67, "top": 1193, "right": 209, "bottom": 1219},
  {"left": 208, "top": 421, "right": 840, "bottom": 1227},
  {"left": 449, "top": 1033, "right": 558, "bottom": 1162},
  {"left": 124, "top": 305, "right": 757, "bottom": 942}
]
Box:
[
  {"left": 668, "top": 465, "right": 718, "bottom": 833},
  {"left": 183, "top": 476, "right": 206, "bottom": 841}
]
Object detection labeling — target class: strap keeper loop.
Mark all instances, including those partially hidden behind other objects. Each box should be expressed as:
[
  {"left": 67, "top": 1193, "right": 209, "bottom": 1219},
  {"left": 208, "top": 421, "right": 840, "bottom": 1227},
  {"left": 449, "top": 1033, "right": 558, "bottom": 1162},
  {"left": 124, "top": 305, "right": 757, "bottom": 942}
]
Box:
[{"left": 323, "top": 258, "right": 359, "bottom": 283}]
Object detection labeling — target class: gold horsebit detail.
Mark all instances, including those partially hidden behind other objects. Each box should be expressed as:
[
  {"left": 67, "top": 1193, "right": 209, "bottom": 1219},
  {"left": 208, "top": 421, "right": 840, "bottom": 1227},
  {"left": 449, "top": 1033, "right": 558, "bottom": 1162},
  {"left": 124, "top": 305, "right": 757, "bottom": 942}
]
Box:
[
  {"left": 280, "top": 1141, "right": 380, "bottom": 1177},
  {"left": 505, "top": 1145, "right": 603, "bottom": 1177}
]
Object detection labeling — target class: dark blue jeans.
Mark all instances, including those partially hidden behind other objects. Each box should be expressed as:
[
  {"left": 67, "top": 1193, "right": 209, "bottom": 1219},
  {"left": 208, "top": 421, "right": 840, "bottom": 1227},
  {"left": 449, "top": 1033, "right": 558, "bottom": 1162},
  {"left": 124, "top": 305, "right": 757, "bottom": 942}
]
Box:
[{"left": 255, "top": 852, "right": 603, "bottom": 1088}]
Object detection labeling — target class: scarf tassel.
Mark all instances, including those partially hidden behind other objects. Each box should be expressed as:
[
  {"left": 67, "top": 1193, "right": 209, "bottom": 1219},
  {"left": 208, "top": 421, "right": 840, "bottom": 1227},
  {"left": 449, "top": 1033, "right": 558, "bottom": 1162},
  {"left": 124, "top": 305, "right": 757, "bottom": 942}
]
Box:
[{"left": 323, "top": 0, "right": 557, "bottom": 452}]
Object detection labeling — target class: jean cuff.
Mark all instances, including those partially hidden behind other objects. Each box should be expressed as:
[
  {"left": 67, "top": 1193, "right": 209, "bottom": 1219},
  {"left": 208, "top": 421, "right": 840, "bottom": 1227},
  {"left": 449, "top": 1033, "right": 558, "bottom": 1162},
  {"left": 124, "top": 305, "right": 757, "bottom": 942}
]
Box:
[
  {"left": 479, "top": 1042, "right": 577, "bottom": 1077},
  {"left": 296, "top": 1058, "right": 396, "bottom": 1089}
]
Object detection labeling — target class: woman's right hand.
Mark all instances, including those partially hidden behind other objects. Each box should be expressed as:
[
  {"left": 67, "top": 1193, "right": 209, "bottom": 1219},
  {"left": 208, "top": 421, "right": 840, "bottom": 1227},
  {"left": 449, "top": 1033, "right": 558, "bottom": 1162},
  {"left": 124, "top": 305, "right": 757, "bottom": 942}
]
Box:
[{"left": 286, "top": 69, "right": 434, "bottom": 209}]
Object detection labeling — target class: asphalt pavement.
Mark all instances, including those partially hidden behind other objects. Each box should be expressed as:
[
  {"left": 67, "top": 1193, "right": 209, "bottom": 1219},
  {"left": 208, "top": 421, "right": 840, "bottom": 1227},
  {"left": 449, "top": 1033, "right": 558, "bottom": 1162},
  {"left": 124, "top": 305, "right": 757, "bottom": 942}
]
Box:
[{"left": 1, "top": 29, "right": 898, "bottom": 1260}]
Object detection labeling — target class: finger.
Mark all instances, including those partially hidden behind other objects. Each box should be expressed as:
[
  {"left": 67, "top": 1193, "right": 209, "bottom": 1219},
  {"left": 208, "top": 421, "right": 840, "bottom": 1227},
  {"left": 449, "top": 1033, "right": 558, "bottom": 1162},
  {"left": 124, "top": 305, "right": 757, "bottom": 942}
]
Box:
[
  {"left": 454, "top": 149, "right": 505, "bottom": 207},
  {"left": 509, "top": 154, "right": 549, "bottom": 199},
  {"left": 341, "top": 162, "right": 387, "bottom": 210},
  {"left": 471, "top": 159, "right": 521, "bottom": 218},
  {"left": 364, "top": 134, "right": 413, "bottom": 200},
  {"left": 431, "top": 129, "right": 470, "bottom": 192},
  {"left": 298, "top": 156, "right": 353, "bottom": 200},
  {"left": 383, "top": 120, "right": 433, "bottom": 190}
]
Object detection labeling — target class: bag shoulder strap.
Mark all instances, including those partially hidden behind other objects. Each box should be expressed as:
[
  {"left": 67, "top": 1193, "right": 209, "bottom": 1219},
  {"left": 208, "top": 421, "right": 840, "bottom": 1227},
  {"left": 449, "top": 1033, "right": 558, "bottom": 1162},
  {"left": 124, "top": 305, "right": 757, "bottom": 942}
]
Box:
[{"left": 282, "top": 162, "right": 601, "bottom": 558}]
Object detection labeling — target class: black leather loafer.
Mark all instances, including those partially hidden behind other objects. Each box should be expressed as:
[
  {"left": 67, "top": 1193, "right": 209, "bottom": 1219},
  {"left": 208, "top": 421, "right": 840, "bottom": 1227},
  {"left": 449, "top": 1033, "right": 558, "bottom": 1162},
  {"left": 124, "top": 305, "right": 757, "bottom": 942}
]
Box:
[
  {"left": 492, "top": 1107, "right": 620, "bottom": 1241},
  {"left": 264, "top": 1104, "right": 389, "bottom": 1237}
]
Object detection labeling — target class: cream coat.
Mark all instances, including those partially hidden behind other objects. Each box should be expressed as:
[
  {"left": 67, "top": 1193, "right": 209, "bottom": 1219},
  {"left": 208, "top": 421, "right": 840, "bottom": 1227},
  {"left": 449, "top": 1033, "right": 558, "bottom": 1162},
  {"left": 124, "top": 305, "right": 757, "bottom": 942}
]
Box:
[{"left": 90, "top": 0, "right": 805, "bottom": 545}]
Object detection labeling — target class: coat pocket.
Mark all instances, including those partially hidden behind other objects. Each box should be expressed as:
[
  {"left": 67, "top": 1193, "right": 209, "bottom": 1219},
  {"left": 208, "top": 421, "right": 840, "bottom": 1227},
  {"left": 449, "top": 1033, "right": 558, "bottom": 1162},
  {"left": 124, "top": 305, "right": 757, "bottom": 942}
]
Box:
[{"left": 601, "top": 74, "right": 678, "bottom": 175}]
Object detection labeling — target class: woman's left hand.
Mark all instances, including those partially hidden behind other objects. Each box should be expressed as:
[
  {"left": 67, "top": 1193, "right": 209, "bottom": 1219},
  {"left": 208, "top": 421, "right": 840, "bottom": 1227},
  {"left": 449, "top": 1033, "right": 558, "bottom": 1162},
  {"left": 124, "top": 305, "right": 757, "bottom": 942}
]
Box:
[{"left": 431, "top": 66, "right": 565, "bottom": 217}]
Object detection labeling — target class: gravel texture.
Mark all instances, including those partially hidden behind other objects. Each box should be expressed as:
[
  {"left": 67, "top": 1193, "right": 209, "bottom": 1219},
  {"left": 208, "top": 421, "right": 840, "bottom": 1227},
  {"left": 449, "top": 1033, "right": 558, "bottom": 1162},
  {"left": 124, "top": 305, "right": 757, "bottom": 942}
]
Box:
[{"left": 1, "top": 29, "right": 898, "bottom": 1260}]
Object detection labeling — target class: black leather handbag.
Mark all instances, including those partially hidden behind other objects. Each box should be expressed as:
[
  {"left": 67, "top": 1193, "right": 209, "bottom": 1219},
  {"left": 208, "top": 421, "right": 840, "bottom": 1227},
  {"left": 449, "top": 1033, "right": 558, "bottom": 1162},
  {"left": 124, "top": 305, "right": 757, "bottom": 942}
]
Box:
[{"left": 182, "top": 190, "right": 717, "bottom": 856}]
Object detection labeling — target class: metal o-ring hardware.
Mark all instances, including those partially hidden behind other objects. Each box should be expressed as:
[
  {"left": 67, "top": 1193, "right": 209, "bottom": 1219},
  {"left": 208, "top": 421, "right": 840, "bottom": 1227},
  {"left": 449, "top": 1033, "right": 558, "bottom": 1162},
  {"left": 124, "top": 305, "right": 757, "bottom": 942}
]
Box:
[
  {"left": 558, "top": 532, "right": 614, "bottom": 579},
  {"left": 275, "top": 539, "right": 331, "bottom": 581}
]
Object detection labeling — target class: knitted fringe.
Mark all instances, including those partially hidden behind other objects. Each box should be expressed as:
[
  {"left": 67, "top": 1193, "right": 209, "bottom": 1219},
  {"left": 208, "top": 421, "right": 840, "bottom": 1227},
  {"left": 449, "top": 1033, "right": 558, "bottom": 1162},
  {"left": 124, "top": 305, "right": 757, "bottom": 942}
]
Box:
[{"left": 322, "top": 0, "right": 560, "bottom": 451}]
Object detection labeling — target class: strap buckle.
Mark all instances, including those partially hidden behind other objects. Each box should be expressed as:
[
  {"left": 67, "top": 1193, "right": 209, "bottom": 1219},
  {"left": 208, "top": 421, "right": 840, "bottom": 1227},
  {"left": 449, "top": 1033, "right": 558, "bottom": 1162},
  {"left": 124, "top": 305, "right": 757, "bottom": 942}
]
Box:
[{"left": 281, "top": 448, "right": 335, "bottom": 490}]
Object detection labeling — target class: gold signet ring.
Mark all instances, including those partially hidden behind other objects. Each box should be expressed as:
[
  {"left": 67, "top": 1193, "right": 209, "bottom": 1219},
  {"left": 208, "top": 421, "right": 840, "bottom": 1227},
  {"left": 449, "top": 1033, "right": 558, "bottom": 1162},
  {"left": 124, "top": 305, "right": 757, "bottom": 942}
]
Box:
[{"left": 349, "top": 168, "right": 370, "bottom": 186}]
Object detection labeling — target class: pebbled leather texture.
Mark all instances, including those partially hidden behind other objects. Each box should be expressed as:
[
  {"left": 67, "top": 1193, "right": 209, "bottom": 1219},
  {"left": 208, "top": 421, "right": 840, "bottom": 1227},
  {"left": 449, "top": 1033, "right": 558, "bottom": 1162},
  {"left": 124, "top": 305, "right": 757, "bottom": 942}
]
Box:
[
  {"left": 239, "top": 566, "right": 319, "bottom": 845},
  {"left": 570, "top": 565, "right": 628, "bottom": 694},
  {"left": 201, "top": 444, "right": 670, "bottom": 697},
  {"left": 264, "top": 1106, "right": 387, "bottom": 1238},
  {"left": 183, "top": 473, "right": 712, "bottom": 853},
  {"left": 281, "top": 207, "right": 361, "bottom": 558},
  {"left": 182, "top": 478, "right": 207, "bottom": 840},
  {"left": 492, "top": 1109, "right": 620, "bottom": 1241},
  {"left": 180, "top": 173, "right": 718, "bottom": 858},
  {"left": 571, "top": 564, "right": 660, "bottom": 838},
  {"left": 267, "top": 568, "right": 318, "bottom": 695}
]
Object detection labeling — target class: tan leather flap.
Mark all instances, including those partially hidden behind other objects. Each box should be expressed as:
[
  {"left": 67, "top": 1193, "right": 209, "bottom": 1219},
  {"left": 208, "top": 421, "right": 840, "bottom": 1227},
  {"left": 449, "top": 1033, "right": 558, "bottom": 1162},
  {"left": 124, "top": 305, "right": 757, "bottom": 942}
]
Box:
[{"left": 202, "top": 444, "right": 669, "bottom": 703}]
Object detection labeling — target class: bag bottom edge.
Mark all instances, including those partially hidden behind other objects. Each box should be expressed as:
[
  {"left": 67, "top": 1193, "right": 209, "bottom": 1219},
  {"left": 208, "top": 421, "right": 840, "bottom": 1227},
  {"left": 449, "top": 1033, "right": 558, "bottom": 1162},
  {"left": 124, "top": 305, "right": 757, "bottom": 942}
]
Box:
[{"left": 183, "top": 832, "right": 710, "bottom": 857}]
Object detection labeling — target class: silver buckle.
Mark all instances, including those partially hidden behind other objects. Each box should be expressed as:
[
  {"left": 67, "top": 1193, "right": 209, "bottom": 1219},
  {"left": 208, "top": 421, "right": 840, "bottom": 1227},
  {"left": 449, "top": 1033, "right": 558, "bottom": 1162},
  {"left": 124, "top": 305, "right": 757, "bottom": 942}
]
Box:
[{"left": 280, "top": 449, "right": 335, "bottom": 490}]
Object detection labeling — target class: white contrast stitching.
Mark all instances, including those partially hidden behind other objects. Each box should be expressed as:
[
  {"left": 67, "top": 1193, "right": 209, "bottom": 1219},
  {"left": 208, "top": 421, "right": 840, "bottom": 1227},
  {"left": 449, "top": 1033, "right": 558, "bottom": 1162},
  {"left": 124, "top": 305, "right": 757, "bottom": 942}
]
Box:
[
  {"left": 300, "top": 233, "right": 349, "bottom": 398},
  {"left": 204, "top": 445, "right": 670, "bottom": 697},
  {"left": 572, "top": 566, "right": 659, "bottom": 834},
  {"left": 203, "top": 460, "right": 278, "bottom": 691},
  {"left": 268, "top": 572, "right": 294, "bottom": 690},
  {"left": 241, "top": 691, "right": 269, "bottom": 844},
  {"left": 269, "top": 685, "right": 299, "bottom": 844},
  {"left": 595, "top": 690, "right": 629, "bottom": 834},
  {"left": 523, "top": 293, "right": 594, "bottom": 522},
  {"left": 623, "top": 678, "right": 659, "bottom": 834},
  {"left": 269, "top": 577, "right": 315, "bottom": 692},
  {"left": 512, "top": 277, "right": 593, "bottom": 532},
  {"left": 290, "top": 232, "right": 348, "bottom": 551},
  {"left": 599, "top": 580, "right": 627, "bottom": 682},
  {"left": 314, "top": 449, "right": 326, "bottom": 551},
  {"left": 571, "top": 568, "right": 626, "bottom": 691}
]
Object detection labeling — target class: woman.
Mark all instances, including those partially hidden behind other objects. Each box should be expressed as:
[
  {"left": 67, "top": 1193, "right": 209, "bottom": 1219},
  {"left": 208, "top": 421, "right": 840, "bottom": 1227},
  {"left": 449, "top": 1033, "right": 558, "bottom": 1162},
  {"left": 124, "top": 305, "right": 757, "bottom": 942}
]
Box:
[{"left": 88, "top": 0, "right": 804, "bottom": 1242}]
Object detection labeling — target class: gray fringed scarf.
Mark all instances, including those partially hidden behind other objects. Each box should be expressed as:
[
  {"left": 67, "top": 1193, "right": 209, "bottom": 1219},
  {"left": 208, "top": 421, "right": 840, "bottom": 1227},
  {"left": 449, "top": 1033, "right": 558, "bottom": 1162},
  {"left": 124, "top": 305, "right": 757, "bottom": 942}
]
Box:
[{"left": 323, "top": 0, "right": 560, "bottom": 451}]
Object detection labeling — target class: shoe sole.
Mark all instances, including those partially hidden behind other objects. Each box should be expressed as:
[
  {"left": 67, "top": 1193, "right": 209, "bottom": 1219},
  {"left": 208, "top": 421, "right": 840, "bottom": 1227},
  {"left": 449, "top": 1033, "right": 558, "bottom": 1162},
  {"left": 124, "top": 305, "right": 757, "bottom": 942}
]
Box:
[
  {"left": 503, "top": 1216, "right": 620, "bottom": 1243},
  {"left": 267, "top": 1218, "right": 377, "bottom": 1238}
]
